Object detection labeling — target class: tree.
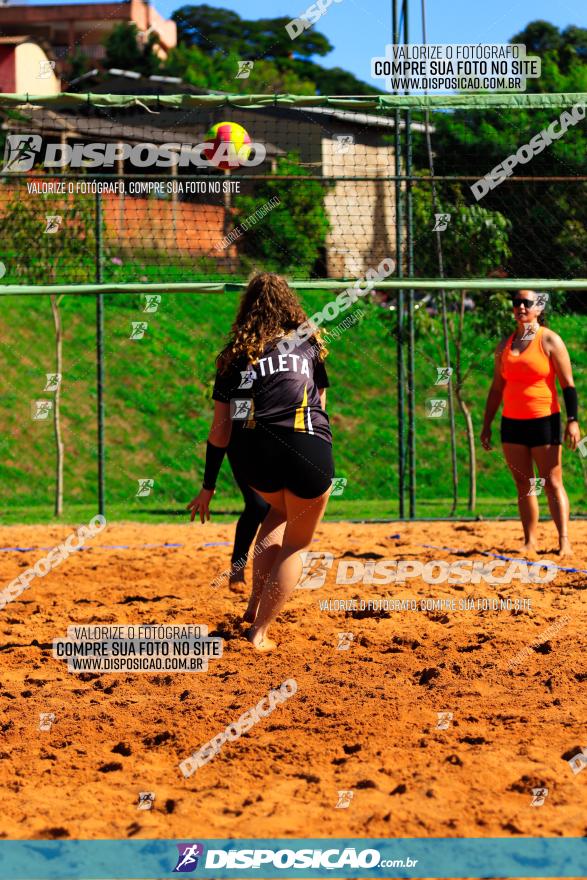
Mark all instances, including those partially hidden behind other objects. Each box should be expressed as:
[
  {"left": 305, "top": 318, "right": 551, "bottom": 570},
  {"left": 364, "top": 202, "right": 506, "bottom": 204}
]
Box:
[
  {"left": 511, "top": 20, "right": 562, "bottom": 55},
  {"left": 66, "top": 49, "right": 94, "bottom": 86},
  {"left": 420, "top": 21, "right": 587, "bottom": 283},
  {"left": 172, "top": 4, "right": 333, "bottom": 60},
  {"left": 280, "top": 58, "right": 380, "bottom": 95},
  {"left": 169, "top": 4, "right": 379, "bottom": 95},
  {"left": 448, "top": 205, "right": 511, "bottom": 513},
  {"left": 0, "top": 188, "right": 96, "bottom": 516},
  {"left": 560, "top": 26, "right": 587, "bottom": 67},
  {"left": 165, "top": 44, "right": 317, "bottom": 94},
  {"left": 103, "top": 22, "right": 161, "bottom": 76},
  {"left": 231, "top": 152, "right": 330, "bottom": 276},
  {"left": 413, "top": 185, "right": 512, "bottom": 512},
  {"left": 512, "top": 21, "right": 587, "bottom": 78}
]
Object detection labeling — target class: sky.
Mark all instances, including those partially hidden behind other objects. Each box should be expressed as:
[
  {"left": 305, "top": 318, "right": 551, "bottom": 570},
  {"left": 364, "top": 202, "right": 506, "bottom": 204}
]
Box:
[{"left": 31, "top": 0, "right": 585, "bottom": 86}]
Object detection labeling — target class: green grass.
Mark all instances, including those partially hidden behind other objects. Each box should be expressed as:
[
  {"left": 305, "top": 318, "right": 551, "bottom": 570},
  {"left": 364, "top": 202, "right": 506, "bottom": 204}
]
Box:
[
  {"left": 1, "top": 290, "right": 586, "bottom": 524},
  {"left": 2, "top": 498, "right": 586, "bottom": 528}
]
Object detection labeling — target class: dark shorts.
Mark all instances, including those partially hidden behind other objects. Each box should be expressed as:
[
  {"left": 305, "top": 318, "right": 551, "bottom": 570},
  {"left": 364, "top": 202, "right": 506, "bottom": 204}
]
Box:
[
  {"left": 231, "top": 424, "right": 334, "bottom": 499},
  {"left": 500, "top": 413, "right": 561, "bottom": 447}
]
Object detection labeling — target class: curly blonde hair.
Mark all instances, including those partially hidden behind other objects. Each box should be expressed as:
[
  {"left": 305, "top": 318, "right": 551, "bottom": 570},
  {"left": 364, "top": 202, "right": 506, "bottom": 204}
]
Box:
[{"left": 217, "top": 273, "right": 327, "bottom": 373}]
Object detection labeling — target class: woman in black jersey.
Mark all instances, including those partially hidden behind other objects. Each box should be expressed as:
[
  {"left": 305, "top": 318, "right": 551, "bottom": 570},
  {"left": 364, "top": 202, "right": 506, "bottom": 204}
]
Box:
[{"left": 188, "top": 273, "right": 334, "bottom": 651}]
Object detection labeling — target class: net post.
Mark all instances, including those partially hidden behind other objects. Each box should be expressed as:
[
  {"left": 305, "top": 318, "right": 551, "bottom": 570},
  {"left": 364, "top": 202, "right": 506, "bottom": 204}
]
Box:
[
  {"left": 393, "top": 0, "right": 405, "bottom": 520},
  {"left": 406, "top": 135, "right": 415, "bottom": 520},
  {"left": 95, "top": 188, "right": 105, "bottom": 518},
  {"left": 404, "top": 0, "right": 416, "bottom": 520}
]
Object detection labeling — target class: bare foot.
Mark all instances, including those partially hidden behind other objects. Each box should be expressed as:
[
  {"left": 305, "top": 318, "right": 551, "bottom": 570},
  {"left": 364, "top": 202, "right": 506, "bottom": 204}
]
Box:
[
  {"left": 245, "top": 627, "right": 277, "bottom": 652},
  {"left": 242, "top": 600, "right": 259, "bottom": 625},
  {"left": 229, "top": 568, "right": 246, "bottom": 585},
  {"left": 252, "top": 636, "right": 277, "bottom": 652},
  {"left": 521, "top": 541, "right": 538, "bottom": 558},
  {"left": 557, "top": 539, "right": 573, "bottom": 559}
]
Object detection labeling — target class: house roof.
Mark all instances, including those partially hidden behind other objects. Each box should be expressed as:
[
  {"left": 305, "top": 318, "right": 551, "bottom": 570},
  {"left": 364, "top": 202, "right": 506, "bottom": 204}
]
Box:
[
  {"left": 70, "top": 72, "right": 210, "bottom": 97},
  {"left": 0, "top": 33, "right": 58, "bottom": 62},
  {"left": 126, "top": 85, "right": 432, "bottom": 133},
  {"left": 0, "top": 35, "right": 31, "bottom": 44},
  {"left": 298, "top": 105, "right": 434, "bottom": 133},
  {"left": 1, "top": 106, "right": 283, "bottom": 155},
  {"left": 22, "top": 69, "right": 430, "bottom": 134}
]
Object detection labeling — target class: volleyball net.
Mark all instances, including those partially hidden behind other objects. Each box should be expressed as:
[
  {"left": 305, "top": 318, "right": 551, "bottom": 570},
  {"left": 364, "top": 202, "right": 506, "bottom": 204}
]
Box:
[{"left": 0, "top": 92, "right": 585, "bottom": 520}]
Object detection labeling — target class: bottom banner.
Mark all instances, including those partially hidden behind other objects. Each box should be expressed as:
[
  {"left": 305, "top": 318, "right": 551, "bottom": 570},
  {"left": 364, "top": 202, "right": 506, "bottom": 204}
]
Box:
[{"left": 0, "top": 838, "right": 586, "bottom": 879}]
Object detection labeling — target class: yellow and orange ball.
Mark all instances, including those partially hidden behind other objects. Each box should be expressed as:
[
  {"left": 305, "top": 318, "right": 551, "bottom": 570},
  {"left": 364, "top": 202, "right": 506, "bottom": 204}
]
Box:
[{"left": 203, "top": 121, "right": 252, "bottom": 170}]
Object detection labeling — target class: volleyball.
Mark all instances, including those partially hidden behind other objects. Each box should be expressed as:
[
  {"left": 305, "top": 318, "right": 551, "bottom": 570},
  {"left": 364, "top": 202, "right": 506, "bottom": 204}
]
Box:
[{"left": 203, "top": 121, "right": 252, "bottom": 169}]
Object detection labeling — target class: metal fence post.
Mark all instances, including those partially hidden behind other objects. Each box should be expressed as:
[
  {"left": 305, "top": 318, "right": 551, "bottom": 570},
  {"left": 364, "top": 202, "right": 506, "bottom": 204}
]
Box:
[
  {"left": 393, "top": 0, "right": 405, "bottom": 519},
  {"left": 95, "top": 188, "right": 105, "bottom": 517},
  {"left": 404, "top": 0, "right": 416, "bottom": 519}
]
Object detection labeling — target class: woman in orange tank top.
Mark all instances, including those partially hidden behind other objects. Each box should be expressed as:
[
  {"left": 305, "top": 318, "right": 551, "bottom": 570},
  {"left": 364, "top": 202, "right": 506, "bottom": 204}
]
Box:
[{"left": 480, "top": 291, "right": 580, "bottom": 558}]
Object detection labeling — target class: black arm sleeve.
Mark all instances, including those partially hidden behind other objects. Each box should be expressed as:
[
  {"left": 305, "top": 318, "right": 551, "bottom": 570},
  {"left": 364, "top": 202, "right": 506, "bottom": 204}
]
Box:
[
  {"left": 314, "top": 357, "right": 330, "bottom": 389},
  {"left": 212, "top": 368, "right": 233, "bottom": 403},
  {"left": 563, "top": 386, "right": 578, "bottom": 421},
  {"left": 203, "top": 441, "right": 227, "bottom": 490}
]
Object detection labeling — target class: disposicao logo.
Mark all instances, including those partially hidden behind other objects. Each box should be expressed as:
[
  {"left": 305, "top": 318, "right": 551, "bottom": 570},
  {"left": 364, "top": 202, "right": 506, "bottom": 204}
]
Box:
[
  {"left": 2, "top": 134, "right": 43, "bottom": 172},
  {"left": 172, "top": 846, "right": 383, "bottom": 872},
  {"left": 2, "top": 134, "right": 266, "bottom": 172},
  {"left": 173, "top": 843, "right": 205, "bottom": 873}
]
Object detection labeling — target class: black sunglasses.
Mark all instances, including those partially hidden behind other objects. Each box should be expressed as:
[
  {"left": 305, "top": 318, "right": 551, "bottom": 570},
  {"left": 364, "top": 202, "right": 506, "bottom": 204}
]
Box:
[{"left": 512, "top": 297, "right": 537, "bottom": 309}]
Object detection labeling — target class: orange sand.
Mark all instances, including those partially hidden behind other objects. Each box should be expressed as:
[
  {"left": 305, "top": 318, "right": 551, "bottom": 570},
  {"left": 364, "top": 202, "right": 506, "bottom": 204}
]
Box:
[{"left": 0, "top": 520, "right": 585, "bottom": 847}]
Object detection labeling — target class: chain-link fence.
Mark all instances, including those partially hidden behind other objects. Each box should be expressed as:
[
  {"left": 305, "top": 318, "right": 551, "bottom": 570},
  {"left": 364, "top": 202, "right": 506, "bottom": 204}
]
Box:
[{"left": 0, "top": 94, "right": 585, "bottom": 519}]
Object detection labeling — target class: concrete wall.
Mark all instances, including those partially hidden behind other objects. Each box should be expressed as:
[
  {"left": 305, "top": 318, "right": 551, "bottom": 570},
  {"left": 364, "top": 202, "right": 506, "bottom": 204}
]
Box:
[
  {"left": 321, "top": 135, "right": 396, "bottom": 278},
  {"left": 15, "top": 43, "right": 60, "bottom": 95}
]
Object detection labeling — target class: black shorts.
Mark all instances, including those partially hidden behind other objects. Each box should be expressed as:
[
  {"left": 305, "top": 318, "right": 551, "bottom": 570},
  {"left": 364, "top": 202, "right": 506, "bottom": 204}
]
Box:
[
  {"left": 231, "top": 424, "right": 334, "bottom": 499},
  {"left": 500, "top": 413, "right": 561, "bottom": 447}
]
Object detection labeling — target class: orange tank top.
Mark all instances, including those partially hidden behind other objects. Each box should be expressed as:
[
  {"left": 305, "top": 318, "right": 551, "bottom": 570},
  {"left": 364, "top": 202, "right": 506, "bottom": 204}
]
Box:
[{"left": 501, "top": 326, "right": 560, "bottom": 419}]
